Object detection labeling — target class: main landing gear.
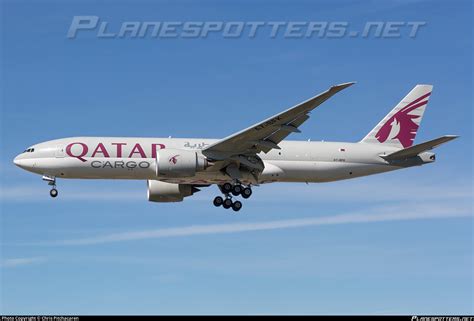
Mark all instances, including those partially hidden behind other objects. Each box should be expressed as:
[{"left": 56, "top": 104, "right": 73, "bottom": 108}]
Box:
[
  {"left": 213, "top": 182, "right": 252, "bottom": 212},
  {"left": 42, "top": 175, "right": 58, "bottom": 198}
]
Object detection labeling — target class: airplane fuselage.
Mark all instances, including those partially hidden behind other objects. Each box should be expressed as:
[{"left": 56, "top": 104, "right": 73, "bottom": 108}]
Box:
[{"left": 13, "top": 136, "right": 434, "bottom": 185}]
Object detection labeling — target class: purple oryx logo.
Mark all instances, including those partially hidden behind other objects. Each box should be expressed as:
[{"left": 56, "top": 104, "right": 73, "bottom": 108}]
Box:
[
  {"left": 169, "top": 154, "right": 180, "bottom": 165},
  {"left": 376, "top": 92, "right": 431, "bottom": 148}
]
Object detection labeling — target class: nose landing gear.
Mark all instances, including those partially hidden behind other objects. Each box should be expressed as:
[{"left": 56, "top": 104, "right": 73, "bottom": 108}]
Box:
[
  {"left": 50, "top": 188, "right": 58, "bottom": 198},
  {"left": 42, "top": 175, "right": 58, "bottom": 198},
  {"left": 213, "top": 182, "right": 252, "bottom": 212}
]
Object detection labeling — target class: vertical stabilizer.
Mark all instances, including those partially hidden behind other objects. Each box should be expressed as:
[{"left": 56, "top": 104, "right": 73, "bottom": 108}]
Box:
[{"left": 360, "top": 85, "right": 433, "bottom": 148}]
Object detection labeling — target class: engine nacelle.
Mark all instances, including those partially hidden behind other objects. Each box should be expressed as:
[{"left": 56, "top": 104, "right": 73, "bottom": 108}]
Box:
[
  {"left": 156, "top": 148, "right": 208, "bottom": 177},
  {"left": 147, "top": 180, "right": 199, "bottom": 202}
]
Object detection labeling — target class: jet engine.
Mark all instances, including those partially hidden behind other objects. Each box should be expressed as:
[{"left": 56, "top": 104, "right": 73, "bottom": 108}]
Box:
[
  {"left": 147, "top": 180, "right": 199, "bottom": 202},
  {"left": 156, "top": 148, "right": 208, "bottom": 177}
]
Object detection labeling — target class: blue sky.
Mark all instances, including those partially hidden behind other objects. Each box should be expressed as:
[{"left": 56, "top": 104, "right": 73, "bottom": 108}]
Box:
[{"left": 0, "top": 0, "right": 472, "bottom": 315}]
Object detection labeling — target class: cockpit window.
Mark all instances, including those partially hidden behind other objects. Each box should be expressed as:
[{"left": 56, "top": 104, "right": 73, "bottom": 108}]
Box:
[{"left": 23, "top": 148, "right": 35, "bottom": 153}]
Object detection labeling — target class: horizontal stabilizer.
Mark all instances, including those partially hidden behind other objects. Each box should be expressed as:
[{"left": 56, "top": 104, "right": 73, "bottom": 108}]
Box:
[{"left": 382, "top": 135, "right": 459, "bottom": 160}]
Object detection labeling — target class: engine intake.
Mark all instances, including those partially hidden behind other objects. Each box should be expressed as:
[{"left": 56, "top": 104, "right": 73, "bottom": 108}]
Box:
[
  {"left": 156, "top": 148, "right": 208, "bottom": 177},
  {"left": 147, "top": 180, "right": 199, "bottom": 202}
]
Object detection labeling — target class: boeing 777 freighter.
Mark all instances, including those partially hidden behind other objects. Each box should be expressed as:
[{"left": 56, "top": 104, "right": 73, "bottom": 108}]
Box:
[{"left": 13, "top": 83, "right": 457, "bottom": 211}]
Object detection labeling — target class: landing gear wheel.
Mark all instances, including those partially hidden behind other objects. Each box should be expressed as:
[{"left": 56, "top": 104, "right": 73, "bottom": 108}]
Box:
[
  {"left": 232, "top": 200, "right": 242, "bottom": 212},
  {"left": 213, "top": 196, "right": 224, "bottom": 207},
  {"left": 223, "top": 198, "right": 233, "bottom": 209},
  {"left": 50, "top": 188, "right": 58, "bottom": 198},
  {"left": 241, "top": 187, "right": 252, "bottom": 199},
  {"left": 222, "top": 183, "right": 233, "bottom": 194},
  {"left": 231, "top": 184, "right": 242, "bottom": 196}
]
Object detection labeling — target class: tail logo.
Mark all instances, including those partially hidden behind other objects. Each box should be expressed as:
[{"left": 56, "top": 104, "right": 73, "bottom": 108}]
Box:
[{"left": 376, "top": 92, "right": 431, "bottom": 148}]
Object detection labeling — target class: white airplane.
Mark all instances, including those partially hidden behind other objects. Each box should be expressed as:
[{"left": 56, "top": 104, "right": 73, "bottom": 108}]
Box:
[{"left": 13, "top": 83, "right": 457, "bottom": 211}]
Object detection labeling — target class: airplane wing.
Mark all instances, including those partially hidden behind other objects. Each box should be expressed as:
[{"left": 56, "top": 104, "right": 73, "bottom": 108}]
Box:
[{"left": 202, "top": 82, "right": 355, "bottom": 162}]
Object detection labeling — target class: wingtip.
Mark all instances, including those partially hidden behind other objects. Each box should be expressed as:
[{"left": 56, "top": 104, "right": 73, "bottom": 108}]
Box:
[
  {"left": 416, "top": 84, "right": 433, "bottom": 87},
  {"left": 333, "top": 81, "right": 356, "bottom": 89},
  {"left": 343, "top": 81, "right": 357, "bottom": 86},
  {"left": 445, "top": 135, "right": 460, "bottom": 139}
]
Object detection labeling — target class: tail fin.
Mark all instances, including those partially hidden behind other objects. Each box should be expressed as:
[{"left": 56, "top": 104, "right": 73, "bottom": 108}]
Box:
[{"left": 360, "top": 85, "right": 433, "bottom": 148}]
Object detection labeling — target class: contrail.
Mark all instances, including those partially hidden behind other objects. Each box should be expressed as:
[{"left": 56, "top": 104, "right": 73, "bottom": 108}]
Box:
[
  {"left": 55, "top": 204, "right": 471, "bottom": 246},
  {"left": 0, "top": 257, "right": 47, "bottom": 268}
]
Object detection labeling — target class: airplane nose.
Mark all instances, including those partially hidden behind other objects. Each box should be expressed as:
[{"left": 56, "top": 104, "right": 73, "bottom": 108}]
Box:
[
  {"left": 13, "top": 155, "right": 21, "bottom": 166},
  {"left": 13, "top": 155, "right": 36, "bottom": 170}
]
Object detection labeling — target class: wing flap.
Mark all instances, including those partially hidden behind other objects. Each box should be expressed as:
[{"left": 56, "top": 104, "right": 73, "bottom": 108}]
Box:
[{"left": 259, "top": 114, "right": 310, "bottom": 153}]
